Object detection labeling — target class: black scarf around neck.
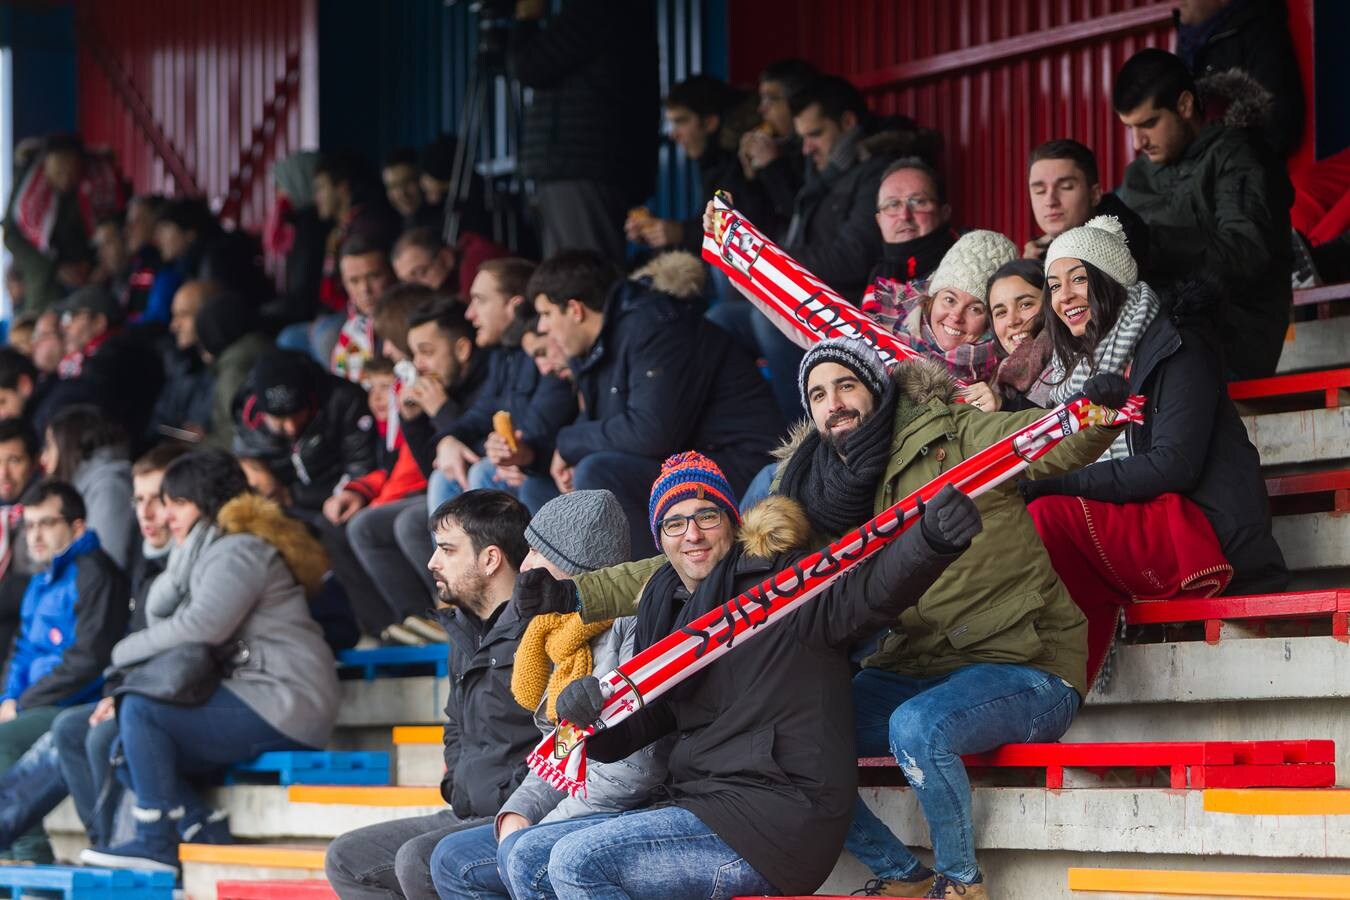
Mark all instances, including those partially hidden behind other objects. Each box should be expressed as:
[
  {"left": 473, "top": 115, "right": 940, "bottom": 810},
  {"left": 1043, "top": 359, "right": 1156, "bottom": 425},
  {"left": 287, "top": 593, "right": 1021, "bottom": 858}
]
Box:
[
  {"left": 874, "top": 227, "right": 958, "bottom": 284},
  {"left": 778, "top": 378, "right": 899, "bottom": 537}
]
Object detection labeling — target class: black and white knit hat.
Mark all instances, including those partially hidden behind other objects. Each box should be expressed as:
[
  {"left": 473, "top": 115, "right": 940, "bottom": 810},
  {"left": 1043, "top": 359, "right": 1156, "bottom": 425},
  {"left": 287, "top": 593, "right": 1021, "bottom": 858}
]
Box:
[{"left": 797, "top": 336, "right": 888, "bottom": 411}]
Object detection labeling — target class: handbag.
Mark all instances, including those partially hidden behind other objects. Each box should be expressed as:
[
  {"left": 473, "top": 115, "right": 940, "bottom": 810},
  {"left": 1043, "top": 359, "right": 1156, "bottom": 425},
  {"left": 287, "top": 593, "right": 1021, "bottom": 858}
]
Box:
[{"left": 107, "top": 641, "right": 241, "bottom": 707}]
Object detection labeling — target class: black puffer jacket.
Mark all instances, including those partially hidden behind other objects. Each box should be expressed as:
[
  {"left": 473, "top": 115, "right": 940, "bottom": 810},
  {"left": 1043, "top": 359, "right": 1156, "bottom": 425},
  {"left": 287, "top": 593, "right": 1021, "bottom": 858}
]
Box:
[
  {"left": 1025, "top": 282, "right": 1288, "bottom": 595},
  {"left": 434, "top": 598, "right": 539, "bottom": 820},
  {"left": 556, "top": 273, "right": 783, "bottom": 492},
  {"left": 507, "top": 0, "right": 659, "bottom": 205},
  {"left": 585, "top": 496, "right": 965, "bottom": 895},
  {"left": 231, "top": 358, "right": 377, "bottom": 512}
]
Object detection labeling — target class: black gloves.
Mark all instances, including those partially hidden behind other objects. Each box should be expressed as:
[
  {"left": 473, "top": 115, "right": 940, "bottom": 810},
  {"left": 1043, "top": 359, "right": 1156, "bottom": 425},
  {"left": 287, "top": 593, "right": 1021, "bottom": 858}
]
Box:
[
  {"left": 555, "top": 675, "right": 605, "bottom": 726},
  {"left": 514, "top": 568, "right": 579, "bottom": 619},
  {"left": 1082, "top": 373, "right": 1130, "bottom": 409},
  {"left": 917, "top": 484, "right": 983, "bottom": 555}
]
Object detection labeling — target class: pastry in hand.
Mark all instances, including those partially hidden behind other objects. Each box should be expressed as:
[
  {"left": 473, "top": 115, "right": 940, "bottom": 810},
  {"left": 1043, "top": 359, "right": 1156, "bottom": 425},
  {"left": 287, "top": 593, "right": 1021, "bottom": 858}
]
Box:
[{"left": 493, "top": 410, "right": 519, "bottom": 453}]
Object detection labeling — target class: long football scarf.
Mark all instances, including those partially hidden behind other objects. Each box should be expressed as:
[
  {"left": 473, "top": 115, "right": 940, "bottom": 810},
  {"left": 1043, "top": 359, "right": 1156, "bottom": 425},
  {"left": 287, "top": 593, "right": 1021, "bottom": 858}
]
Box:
[
  {"left": 527, "top": 392, "right": 1146, "bottom": 796},
  {"left": 701, "top": 194, "right": 938, "bottom": 375},
  {"left": 14, "top": 153, "right": 125, "bottom": 253}
]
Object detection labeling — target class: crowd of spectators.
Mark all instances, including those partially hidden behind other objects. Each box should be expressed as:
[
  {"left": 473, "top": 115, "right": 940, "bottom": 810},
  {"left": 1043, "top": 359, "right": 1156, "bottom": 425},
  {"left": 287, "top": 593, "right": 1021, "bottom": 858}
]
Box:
[{"left": 0, "top": 0, "right": 1325, "bottom": 896}]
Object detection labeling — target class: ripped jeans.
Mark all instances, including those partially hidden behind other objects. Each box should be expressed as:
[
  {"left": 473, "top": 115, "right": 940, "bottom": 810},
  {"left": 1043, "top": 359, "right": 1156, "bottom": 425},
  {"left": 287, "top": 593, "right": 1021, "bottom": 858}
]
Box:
[{"left": 845, "top": 663, "right": 1080, "bottom": 884}]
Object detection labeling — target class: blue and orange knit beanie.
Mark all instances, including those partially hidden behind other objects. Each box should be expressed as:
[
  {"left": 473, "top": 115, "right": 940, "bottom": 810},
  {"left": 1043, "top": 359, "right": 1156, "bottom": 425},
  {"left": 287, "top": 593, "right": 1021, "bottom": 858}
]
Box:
[{"left": 647, "top": 451, "right": 741, "bottom": 547}]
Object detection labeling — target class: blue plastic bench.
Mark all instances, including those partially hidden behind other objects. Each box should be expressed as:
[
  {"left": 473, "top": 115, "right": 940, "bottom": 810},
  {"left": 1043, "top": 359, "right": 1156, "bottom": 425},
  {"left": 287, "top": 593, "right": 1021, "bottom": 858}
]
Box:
[
  {"left": 227, "top": 750, "right": 391, "bottom": 786},
  {"left": 337, "top": 645, "right": 449, "bottom": 680},
  {"left": 0, "top": 865, "right": 175, "bottom": 899}
]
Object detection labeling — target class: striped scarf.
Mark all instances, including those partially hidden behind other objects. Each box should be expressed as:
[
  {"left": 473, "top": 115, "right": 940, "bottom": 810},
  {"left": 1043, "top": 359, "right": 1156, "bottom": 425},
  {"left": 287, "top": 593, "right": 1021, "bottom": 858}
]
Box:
[
  {"left": 1047, "top": 281, "right": 1160, "bottom": 459},
  {"left": 331, "top": 313, "right": 375, "bottom": 382}
]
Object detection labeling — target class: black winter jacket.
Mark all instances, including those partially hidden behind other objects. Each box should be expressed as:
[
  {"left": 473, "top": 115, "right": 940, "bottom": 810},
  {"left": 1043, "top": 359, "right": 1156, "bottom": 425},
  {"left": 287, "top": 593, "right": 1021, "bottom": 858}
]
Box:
[
  {"left": 786, "top": 151, "right": 892, "bottom": 302},
  {"left": 1177, "top": 0, "right": 1304, "bottom": 158},
  {"left": 434, "top": 598, "right": 540, "bottom": 820},
  {"left": 1116, "top": 124, "right": 1293, "bottom": 379},
  {"left": 403, "top": 349, "right": 495, "bottom": 479},
  {"left": 555, "top": 280, "right": 783, "bottom": 490},
  {"left": 1026, "top": 286, "right": 1288, "bottom": 595},
  {"left": 586, "top": 496, "right": 964, "bottom": 895},
  {"left": 507, "top": 0, "right": 659, "bottom": 205},
  {"left": 443, "top": 347, "right": 575, "bottom": 476},
  {"left": 231, "top": 360, "right": 377, "bottom": 512}
]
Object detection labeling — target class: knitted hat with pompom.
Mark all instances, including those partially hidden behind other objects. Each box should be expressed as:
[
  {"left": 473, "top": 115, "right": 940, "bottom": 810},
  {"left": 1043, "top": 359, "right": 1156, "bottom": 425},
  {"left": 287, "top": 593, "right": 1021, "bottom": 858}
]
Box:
[{"left": 1044, "top": 215, "right": 1139, "bottom": 287}]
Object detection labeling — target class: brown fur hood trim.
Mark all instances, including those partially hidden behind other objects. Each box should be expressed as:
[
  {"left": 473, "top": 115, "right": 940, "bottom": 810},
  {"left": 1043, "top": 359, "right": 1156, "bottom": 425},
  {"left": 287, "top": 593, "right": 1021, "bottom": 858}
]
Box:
[
  {"left": 1198, "top": 69, "right": 1274, "bottom": 131},
  {"left": 632, "top": 251, "right": 706, "bottom": 301},
  {"left": 218, "top": 493, "right": 329, "bottom": 598},
  {"left": 738, "top": 495, "right": 813, "bottom": 558}
]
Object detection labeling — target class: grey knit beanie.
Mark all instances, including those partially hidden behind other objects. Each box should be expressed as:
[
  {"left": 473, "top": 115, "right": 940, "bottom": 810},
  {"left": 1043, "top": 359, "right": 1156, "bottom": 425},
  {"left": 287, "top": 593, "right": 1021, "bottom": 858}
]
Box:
[
  {"left": 1045, "top": 215, "right": 1139, "bottom": 287},
  {"left": 525, "top": 490, "right": 631, "bottom": 575},
  {"left": 797, "top": 336, "right": 888, "bottom": 411},
  {"left": 927, "top": 229, "right": 1018, "bottom": 301}
]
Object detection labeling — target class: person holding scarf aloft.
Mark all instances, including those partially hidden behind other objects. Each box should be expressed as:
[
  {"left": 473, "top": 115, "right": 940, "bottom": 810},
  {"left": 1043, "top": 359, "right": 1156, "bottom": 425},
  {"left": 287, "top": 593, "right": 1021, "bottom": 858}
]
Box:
[
  {"left": 887, "top": 230, "right": 1017, "bottom": 392},
  {"left": 512, "top": 452, "right": 981, "bottom": 899},
  {"left": 1020, "top": 215, "right": 1288, "bottom": 686}
]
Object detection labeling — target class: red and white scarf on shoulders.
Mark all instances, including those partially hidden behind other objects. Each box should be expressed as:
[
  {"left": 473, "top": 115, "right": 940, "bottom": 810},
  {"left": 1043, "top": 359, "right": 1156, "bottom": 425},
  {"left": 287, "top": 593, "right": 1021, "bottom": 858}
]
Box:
[
  {"left": 14, "top": 154, "right": 125, "bottom": 253},
  {"left": 332, "top": 312, "right": 375, "bottom": 383}
]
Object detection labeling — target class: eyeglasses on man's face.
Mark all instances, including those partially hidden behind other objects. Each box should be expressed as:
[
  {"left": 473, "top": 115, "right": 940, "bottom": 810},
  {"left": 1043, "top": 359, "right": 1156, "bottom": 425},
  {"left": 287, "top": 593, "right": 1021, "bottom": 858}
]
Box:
[
  {"left": 659, "top": 506, "right": 725, "bottom": 538},
  {"left": 876, "top": 196, "right": 938, "bottom": 216}
]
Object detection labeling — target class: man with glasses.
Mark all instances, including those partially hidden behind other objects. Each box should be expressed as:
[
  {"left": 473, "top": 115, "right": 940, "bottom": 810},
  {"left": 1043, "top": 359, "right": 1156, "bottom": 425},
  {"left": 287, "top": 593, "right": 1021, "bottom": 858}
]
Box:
[
  {"left": 0, "top": 480, "right": 128, "bottom": 862},
  {"left": 863, "top": 157, "right": 960, "bottom": 332}
]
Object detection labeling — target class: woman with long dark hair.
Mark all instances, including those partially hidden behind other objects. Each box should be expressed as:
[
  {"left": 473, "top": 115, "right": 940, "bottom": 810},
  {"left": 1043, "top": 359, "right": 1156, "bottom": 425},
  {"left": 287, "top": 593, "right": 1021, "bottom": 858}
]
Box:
[
  {"left": 81, "top": 449, "right": 338, "bottom": 872},
  {"left": 39, "top": 405, "right": 134, "bottom": 569},
  {"left": 960, "top": 258, "right": 1054, "bottom": 412},
  {"left": 1020, "top": 216, "right": 1288, "bottom": 683}
]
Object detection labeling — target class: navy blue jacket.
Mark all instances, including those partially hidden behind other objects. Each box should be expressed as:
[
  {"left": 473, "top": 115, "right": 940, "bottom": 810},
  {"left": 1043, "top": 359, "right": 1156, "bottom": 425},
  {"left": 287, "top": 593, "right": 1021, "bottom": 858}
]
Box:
[
  {"left": 442, "top": 347, "right": 577, "bottom": 475},
  {"left": 2, "top": 530, "right": 129, "bottom": 710},
  {"left": 555, "top": 280, "right": 784, "bottom": 490}
]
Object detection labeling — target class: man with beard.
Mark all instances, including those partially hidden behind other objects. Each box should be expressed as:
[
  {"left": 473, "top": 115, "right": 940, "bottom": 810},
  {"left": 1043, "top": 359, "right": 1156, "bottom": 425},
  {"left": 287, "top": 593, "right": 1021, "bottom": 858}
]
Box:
[{"left": 325, "top": 490, "right": 541, "bottom": 900}]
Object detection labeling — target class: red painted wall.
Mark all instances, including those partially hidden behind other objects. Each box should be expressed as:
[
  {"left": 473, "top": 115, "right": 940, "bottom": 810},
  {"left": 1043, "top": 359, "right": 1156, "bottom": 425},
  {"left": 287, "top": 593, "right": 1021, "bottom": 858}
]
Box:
[
  {"left": 75, "top": 0, "right": 318, "bottom": 231},
  {"left": 728, "top": 0, "right": 1175, "bottom": 245}
]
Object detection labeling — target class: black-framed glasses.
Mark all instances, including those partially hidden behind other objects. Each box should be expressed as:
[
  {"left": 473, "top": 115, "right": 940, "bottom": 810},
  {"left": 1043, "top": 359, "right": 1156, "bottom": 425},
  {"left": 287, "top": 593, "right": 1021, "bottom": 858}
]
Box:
[
  {"left": 659, "top": 506, "right": 725, "bottom": 538},
  {"left": 876, "top": 196, "right": 938, "bottom": 216}
]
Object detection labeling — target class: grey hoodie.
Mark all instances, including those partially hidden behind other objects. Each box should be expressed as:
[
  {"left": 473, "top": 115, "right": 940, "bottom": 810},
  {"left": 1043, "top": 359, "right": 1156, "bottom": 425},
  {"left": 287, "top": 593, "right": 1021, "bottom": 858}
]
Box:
[{"left": 73, "top": 449, "right": 134, "bottom": 570}]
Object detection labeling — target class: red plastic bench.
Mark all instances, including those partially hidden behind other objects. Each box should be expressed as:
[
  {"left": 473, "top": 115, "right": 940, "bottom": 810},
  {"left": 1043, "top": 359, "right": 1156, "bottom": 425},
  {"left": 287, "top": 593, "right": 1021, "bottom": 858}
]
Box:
[
  {"left": 1293, "top": 281, "right": 1350, "bottom": 307},
  {"left": 1266, "top": 468, "right": 1350, "bottom": 512},
  {"left": 1122, "top": 589, "right": 1350, "bottom": 643},
  {"left": 217, "top": 881, "right": 338, "bottom": 900},
  {"left": 860, "top": 740, "right": 1335, "bottom": 790},
  {"left": 1228, "top": 366, "right": 1350, "bottom": 408}
]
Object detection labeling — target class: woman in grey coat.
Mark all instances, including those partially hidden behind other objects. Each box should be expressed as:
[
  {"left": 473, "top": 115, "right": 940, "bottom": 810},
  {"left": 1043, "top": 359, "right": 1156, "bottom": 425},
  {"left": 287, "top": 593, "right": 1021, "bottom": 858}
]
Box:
[{"left": 82, "top": 449, "right": 338, "bottom": 873}]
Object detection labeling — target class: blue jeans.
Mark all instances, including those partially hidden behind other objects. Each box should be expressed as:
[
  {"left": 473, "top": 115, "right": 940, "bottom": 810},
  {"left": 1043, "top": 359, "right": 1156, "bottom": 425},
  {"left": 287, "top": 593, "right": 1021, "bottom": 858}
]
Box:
[
  {"left": 706, "top": 297, "right": 806, "bottom": 422},
  {"left": 845, "top": 663, "right": 1080, "bottom": 883},
  {"left": 277, "top": 312, "right": 344, "bottom": 364},
  {"left": 118, "top": 686, "right": 308, "bottom": 816},
  {"left": 426, "top": 471, "right": 465, "bottom": 516},
  {"left": 499, "top": 813, "right": 620, "bottom": 899},
  {"left": 51, "top": 703, "right": 121, "bottom": 847},
  {"left": 545, "top": 806, "right": 776, "bottom": 900},
  {"left": 568, "top": 452, "right": 665, "bottom": 558},
  {"left": 430, "top": 821, "right": 506, "bottom": 899},
  {"left": 738, "top": 461, "right": 777, "bottom": 514},
  {"left": 0, "top": 731, "right": 68, "bottom": 849},
  {"left": 466, "top": 460, "right": 559, "bottom": 515}
]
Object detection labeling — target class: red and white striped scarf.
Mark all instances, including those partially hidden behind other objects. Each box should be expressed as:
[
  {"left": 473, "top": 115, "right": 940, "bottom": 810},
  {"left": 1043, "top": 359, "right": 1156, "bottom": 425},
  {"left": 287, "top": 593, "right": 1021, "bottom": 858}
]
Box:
[
  {"left": 13, "top": 154, "right": 125, "bottom": 253},
  {"left": 332, "top": 313, "right": 375, "bottom": 383},
  {"left": 528, "top": 393, "right": 1145, "bottom": 796}
]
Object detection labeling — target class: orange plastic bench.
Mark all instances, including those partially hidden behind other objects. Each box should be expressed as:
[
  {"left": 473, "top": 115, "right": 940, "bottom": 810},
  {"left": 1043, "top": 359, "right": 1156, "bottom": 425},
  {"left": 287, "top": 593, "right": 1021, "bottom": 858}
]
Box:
[
  {"left": 860, "top": 740, "right": 1335, "bottom": 789},
  {"left": 217, "top": 882, "right": 337, "bottom": 900}
]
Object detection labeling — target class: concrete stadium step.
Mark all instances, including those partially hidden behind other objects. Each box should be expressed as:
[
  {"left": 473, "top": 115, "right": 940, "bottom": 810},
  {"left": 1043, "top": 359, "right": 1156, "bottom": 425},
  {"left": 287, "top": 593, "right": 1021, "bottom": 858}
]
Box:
[
  {"left": 1068, "top": 866, "right": 1350, "bottom": 897},
  {"left": 1278, "top": 317, "right": 1350, "bottom": 374},
  {"left": 336, "top": 676, "right": 443, "bottom": 728},
  {"left": 1273, "top": 513, "right": 1350, "bottom": 570},
  {"left": 1242, "top": 406, "right": 1350, "bottom": 467},
  {"left": 217, "top": 880, "right": 337, "bottom": 900},
  {"left": 179, "top": 844, "right": 328, "bottom": 900},
  {"left": 1204, "top": 788, "right": 1350, "bottom": 816},
  {"left": 392, "top": 726, "right": 443, "bottom": 786}
]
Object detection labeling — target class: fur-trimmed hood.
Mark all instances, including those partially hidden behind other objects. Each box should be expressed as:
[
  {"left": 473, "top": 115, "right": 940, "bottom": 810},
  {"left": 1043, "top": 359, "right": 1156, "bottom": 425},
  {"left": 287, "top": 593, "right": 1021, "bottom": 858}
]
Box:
[
  {"left": 217, "top": 493, "right": 328, "bottom": 598},
  {"left": 1198, "top": 68, "right": 1273, "bottom": 131},
  {"left": 738, "top": 495, "right": 813, "bottom": 558},
  {"left": 631, "top": 251, "right": 706, "bottom": 302},
  {"left": 772, "top": 356, "right": 959, "bottom": 463}
]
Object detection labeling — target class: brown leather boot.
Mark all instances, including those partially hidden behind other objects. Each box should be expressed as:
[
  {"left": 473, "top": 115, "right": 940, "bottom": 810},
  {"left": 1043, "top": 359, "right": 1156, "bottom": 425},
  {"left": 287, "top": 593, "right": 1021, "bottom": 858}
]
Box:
[
  {"left": 853, "top": 873, "right": 937, "bottom": 896},
  {"left": 923, "top": 874, "right": 988, "bottom": 898}
]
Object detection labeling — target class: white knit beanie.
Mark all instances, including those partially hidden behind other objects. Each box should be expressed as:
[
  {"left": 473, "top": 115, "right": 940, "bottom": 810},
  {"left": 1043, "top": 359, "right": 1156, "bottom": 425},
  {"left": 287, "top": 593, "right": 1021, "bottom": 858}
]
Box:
[
  {"left": 926, "top": 230, "right": 1018, "bottom": 302},
  {"left": 1044, "top": 215, "right": 1139, "bottom": 287}
]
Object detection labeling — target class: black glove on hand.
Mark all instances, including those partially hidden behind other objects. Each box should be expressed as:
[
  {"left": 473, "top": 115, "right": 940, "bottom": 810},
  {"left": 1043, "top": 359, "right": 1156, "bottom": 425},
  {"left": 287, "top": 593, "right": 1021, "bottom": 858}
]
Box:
[
  {"left": 555, "top": 675, "right": 605, "bottom": 726},
  {"left": 1082, "top": 372, "right": 1130, "bottom": 409},
  {"left": 514, "top": 568, "right": 578, "bottom": 619},
  {"left": 917, "top": 484, "right": 984, "bottom": 555}
]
